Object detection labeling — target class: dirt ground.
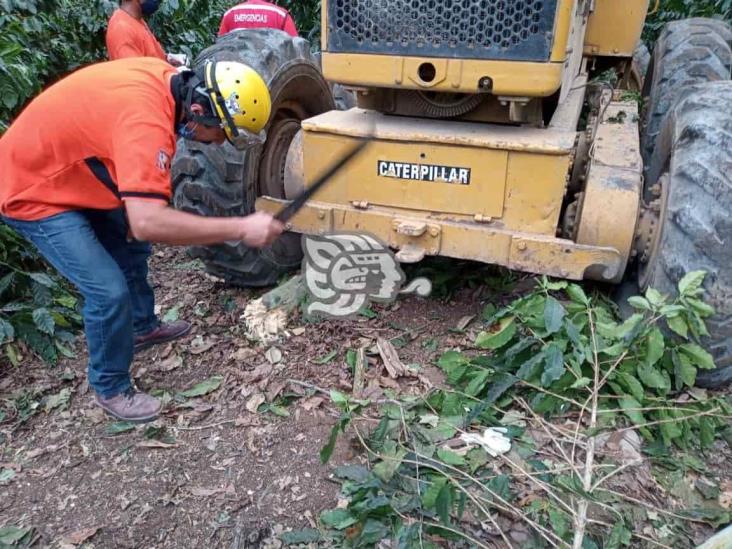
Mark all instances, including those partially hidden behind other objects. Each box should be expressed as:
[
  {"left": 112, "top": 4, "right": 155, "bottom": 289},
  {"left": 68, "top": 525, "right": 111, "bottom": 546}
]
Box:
[{"left": 0, "top": 246, "right": 488, "bottom": 548}]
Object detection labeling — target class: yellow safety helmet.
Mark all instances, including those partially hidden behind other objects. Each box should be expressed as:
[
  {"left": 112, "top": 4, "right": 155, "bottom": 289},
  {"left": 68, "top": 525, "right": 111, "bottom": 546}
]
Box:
[{"left": 188, "top": 60, "right": 272, "bottom": 149}]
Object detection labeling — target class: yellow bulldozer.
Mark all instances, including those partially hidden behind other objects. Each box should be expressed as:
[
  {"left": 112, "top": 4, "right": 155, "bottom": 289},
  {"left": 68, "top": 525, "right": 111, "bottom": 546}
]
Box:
[{"left": 172, "top": 1, "right": 732, "bottom": 385}]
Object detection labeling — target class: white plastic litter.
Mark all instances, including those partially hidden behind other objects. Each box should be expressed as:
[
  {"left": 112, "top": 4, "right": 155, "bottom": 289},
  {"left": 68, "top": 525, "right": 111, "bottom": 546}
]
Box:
[
  {"left": 459, "top": 427, "right": 512, "bottom": 457},
  {"left": 167, "top": 52, "right": 189, "bottom": 67}
]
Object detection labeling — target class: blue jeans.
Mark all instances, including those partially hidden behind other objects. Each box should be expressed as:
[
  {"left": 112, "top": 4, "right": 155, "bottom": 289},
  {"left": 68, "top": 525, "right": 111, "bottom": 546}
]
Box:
[{"left": 2, "top": 209, "right": 159, "bottom": 398}]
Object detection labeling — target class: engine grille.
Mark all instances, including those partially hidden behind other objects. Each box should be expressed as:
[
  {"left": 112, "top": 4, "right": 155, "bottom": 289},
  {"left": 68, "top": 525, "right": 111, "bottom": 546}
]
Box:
[{"left": 327, "top": 0, "right": 558, "bottom": 62}]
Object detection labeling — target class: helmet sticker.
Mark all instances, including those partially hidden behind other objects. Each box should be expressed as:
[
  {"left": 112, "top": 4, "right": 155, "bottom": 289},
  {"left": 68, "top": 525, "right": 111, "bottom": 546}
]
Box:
[{"left": 224, "top": 92, "right": 242, "bottom": 116}]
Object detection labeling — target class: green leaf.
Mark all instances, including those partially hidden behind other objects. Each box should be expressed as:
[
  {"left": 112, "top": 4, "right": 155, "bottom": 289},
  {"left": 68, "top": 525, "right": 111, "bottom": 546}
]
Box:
[
  {"left": 266, "top": 404, "right": 290, "bottom": 417},
  {"left": 0, "top": 318, "right": 14, "bottom": 344},
  {"left": 315, "top": 349, "right": 338, "bottom": 364},
  {"left": 422, "top": 476, "right": 448, "bottom": 508},
  {"left": 606, "top": 522, "right": 632, "bottom": 549},
  {"left": 105, "top": 421, "right": 136, "bottom": 435},
  {"left": 346, "top": 348, "right": 357, "bottom": 371},
  {"left": 667, "top": 315, "right": 688, "bottom": 338},
  {"left": 617, "top": 372, "right": 644, "bottom": 402},
  {"left": 516, "top": 353, "right": 544, "bottom": 381},
  {"left": 686, "top": 298, "right": 715, "bottom": 317},
  {"left": 465, "top": 370, "right": 491, "bottom": 397},
  {"left": 356, "top": 519, "right": 389, "bottom": 545},
  {"left": 373, "top": 447, "right": 407, "bottom": 482},
  {"left": 436, "top": 483, "right": 453, "bottom": 525},
  {"left": 0, "top": 468, "right": 16, "bottom": 483},
  {"left": 179, "top": 375, "right": 223, "bottom": 398},
  {"left": 358, "top": 306, "right": 378, "bottom": 319},
  {"left": 436, "top": 448, "right": 465, "bottom": 466},
  {"left": 330, "top": 389, "right": 349, "bottom": 408},
  {"left": 475, "top": 316, "right": 516, "bottom": 350},
  {"left": 672, "top": 351, "right": 696, "bottom": 389},
  {"left": 482, "top": 303, "right": 497, "bottom": 321},
  {"left": 645, "top": 287, "right": 665, "bottom": 308},
  {"left": 679, "top": 343, "right": 715, "bottom": 370},
  {"left": 541, "top": 343, "right": 565, "bottom": 387},
  {"left": 619, "top": 396, "right": 645, "bottom": 426},
  {"left": 548, "top": 508, "right": 569, "bottom": 539},
  {"left": 678, "top": 270, "right": 706, "bottom": 296},
  {"left": 646, "top": 327, "right": 665, "bottom": 366},
  {"left": 0, "top": 526, "right": 31, "bottom": 545},
  {"left": 28, "top": 272, "right": 55, "bottom": 287},
  {"left": 570, "top": 377, "right": 592, "bottom": 390},
  {"left": 437, "top": 351, "right": 469, "bottom": 372},
  {"left": 334, "top": 464, "right": 369, "bottom": 482},
  {"left": 280, "top": 528, "right": 322, "bottom": 545},
  {"left": 32, "top": 307, "right": 55, "bottom": 335},
  {"left": 627, "top": 296, "right": 651, "bottom": 310},
  {"left": 567, "top": 284, "right": 589, "bottom": 305},
  {"left": 162, "top": 304, "right": 181, "bottom": 322},
  {"left": 320, "top": 509, "right": 357, "bottom": 530},
  {"left": 637, "top": 363, "right": 670, "bottom": 391},
  {"left": 320, "top": 422, "right": 341, "bottom": 464},
  {"left": 543, "top": 296, "right": 566, "bottom": 334}
]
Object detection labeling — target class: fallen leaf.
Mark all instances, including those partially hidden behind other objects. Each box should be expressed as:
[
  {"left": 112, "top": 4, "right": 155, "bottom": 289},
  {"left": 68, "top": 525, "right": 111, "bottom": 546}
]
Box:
[
  {"left": 189, "top": 335, "right": 216, "bottom": 355},
  {"left": 179, "top": 376, "right": 223, "bottom": 398},
  {"left": 136, "top": 440, "right": 178, "bottom": 449},
  {"left": 231, "top": 347, "right": 257, "bottom": 362},
  {"left": 63, "top": 526, "right": 100, "bottom": 545},
  {"left": 246, "top": 393, "right": 266, "bottom": 413},
  {"left": 44, "top": 388, "right": 72, "bottom": 413},
  {"left": 266, "top": 380, "right": 287, "bottom": 402},
  {"left": 291, "top": 327, "right": 306, "bottom": 336},
  {"left": 242, "top": 363, "right": 273, "bottom": 384},
  {"left": 157, "top": 355, "right": 183, "bottom": 372},
  {"left": 26, "top": 444, "right": 63, "bottom": 460},
  {"left": 190, "top": 487, "right": 222, "bottom": 497},
  {"left": 265, "top": 347, "right": 282, "bottom": 364},
  {"left": 301, "top": 397, "right": 324, "bottom": 411}
]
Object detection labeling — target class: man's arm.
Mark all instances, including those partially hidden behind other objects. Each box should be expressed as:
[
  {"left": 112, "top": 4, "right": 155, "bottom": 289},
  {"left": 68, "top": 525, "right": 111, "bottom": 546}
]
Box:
[{"left": 124, "top": 199, "right": 283, "bottom": 247}]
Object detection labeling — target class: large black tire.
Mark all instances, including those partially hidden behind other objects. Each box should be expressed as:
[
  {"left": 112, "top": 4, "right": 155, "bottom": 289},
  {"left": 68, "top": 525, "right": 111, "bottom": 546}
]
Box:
[
  {"left": 641, "top": 81, "right": 732, "bottom": 388},
  {"left": 172, "top": 30, "right": 335, "bottom": 287},
  {"left": 640, "top": 18, "right": 732, "bottom": 167}
]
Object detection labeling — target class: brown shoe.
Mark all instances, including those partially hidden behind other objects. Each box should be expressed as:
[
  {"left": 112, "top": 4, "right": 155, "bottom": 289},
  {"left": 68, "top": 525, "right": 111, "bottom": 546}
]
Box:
[
  {"left": 134, "top": 320, "right": 192, "bottom": 353},
  {"left": 95, "top": 388, "right": 161, "bottom": 423}
]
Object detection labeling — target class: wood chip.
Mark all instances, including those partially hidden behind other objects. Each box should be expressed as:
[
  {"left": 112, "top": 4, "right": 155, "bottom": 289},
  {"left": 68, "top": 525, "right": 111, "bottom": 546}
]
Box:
[
  {"left": 352, "top": 347, "right": 367, "bottom": 396},
  {"left": 456, "top": 314, "right": 476, "bottom": 331},
  {"left": 265, "top": 347, "right": 282, "bottom": 364},
  {"left": 377, "top": 338, "right": 407, "bottom": 378}
]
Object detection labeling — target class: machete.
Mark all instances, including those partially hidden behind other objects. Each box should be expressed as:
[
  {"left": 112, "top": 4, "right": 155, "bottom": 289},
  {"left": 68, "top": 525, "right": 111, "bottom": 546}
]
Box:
[{"left": 274, "top": 137, "right": 370, "bottom": 223}]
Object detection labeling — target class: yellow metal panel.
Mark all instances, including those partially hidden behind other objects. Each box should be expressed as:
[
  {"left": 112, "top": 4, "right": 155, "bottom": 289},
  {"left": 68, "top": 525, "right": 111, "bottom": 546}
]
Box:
[
  {"left": 256, "top": 198, "right": 623, "bottom": 281},
  {"left": 303, "top": 109, "right": 577, "bottom": 155},
  {"left": 575, "top": 101, "right": 643, "bottom": 282},
  {"left": 500, "top": 152, "right": 569, "bottom": 236},
  {"left": 299, "top": 109, "right": 572, "bottom": 236},
  {"left": 550, "top": 0, "right": 576, "bottom": 62},
  {"left": 584, "top": 0, "right": 650, "bottom": 57},
  {"left": 321, "top": 53, "right": 564, "bottom": 97},
  {"left": 302, "top": 132, "right": 508, "bottom": 218}
]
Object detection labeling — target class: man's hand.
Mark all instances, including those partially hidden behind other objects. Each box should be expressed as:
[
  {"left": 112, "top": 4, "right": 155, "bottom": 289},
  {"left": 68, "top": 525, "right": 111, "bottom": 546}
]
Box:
[{"left": 237, "top": 212, "right": 285, "bottom": 248}]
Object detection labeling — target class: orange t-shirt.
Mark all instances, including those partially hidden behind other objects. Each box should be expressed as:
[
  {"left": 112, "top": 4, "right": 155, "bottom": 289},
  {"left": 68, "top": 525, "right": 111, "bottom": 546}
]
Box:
[
  {"left": 106, "top": 8, "right": 166, "bottom": 61},
  {"left": 0, "top": 57, "right": 178, "bottom": 221}
]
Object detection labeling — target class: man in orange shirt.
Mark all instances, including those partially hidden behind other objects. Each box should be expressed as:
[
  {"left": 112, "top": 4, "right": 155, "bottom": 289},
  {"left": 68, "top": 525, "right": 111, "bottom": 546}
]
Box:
[
  {"left": 0, "top": 57, "right": 282, "bottom": 422},
  {"left": 106, "top": 0, "right": 186, "bottom": 65},
  {"left": 218, "top": 0, "right": 299, "bottom": 37}
]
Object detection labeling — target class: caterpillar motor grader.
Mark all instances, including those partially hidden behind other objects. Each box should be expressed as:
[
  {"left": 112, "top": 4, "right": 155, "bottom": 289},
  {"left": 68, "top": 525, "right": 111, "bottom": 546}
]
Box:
[{"left": 172, "top": 1, "right": 732, "bottom": 385}]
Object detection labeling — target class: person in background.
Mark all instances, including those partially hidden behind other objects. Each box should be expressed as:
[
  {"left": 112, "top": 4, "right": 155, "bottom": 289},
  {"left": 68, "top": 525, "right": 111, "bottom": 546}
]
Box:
[
  {"left": 218, "top": 0, "right": 299, "bottom": 37},
  {"left": 106, "top": 0, "right": 187, "bottom": 66}
]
